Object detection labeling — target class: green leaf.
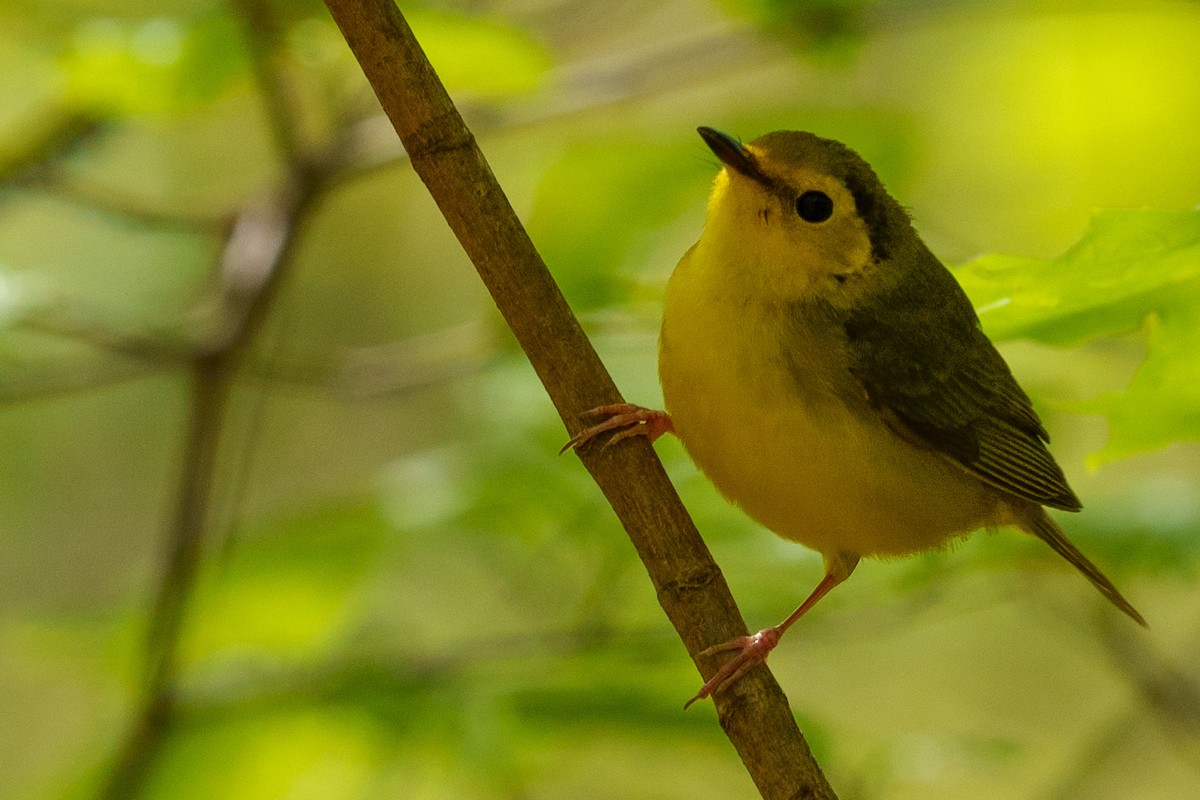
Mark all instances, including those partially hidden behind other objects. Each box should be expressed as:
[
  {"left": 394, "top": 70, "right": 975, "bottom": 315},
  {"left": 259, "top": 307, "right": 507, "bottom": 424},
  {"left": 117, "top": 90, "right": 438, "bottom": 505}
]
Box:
[
  {"left": 955, "top": 208, "right": 1200, "bottom": 462},
  {"left": 1080, "top": 307, "right": 1200, "bottom": 464}
]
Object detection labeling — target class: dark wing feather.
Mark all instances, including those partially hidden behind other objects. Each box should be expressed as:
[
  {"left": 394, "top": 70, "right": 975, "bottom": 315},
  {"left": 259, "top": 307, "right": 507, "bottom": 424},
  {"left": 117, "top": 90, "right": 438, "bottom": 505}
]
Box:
[{"left": 840, "top": 249, "right": 1081, "bottom": 512}]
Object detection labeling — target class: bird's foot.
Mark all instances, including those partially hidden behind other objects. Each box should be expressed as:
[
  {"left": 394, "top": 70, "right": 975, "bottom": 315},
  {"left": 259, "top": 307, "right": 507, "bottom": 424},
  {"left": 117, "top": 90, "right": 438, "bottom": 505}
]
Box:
[
  {"left": 684, "top": 626, "right": 782, "bottom": 709},
  {"left": 559, "top": 403, "right": 673, "bottom": 454}
]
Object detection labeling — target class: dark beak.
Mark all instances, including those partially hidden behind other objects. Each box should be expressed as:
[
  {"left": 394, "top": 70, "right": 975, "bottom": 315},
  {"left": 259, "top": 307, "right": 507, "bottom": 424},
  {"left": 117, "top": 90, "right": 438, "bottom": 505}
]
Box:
[{"left": 697, "top": 127, "right": 768, "bottom": 185}]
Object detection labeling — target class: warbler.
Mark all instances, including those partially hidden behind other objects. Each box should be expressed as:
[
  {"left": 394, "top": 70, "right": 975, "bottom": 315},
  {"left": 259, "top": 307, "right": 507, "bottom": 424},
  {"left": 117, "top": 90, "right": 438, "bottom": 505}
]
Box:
[{"left": 564, "top": 127, "right": 1146, "bottom": 707}]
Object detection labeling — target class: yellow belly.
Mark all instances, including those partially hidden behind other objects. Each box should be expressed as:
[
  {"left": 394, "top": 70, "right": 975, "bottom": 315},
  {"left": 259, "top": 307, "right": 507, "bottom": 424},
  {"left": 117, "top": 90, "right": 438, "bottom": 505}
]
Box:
[{"left": 659, "top": 253, "right": 999, "bottom": 560}]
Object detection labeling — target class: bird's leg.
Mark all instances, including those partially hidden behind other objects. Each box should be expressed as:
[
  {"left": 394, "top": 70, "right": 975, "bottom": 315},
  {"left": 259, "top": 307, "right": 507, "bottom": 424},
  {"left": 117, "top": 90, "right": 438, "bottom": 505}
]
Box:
[
  {"left": 685, "top": 553, "right": 859, "bottom": 708},
  {"left": 560, "top": 403, "right": 674, "bottom": 454}
]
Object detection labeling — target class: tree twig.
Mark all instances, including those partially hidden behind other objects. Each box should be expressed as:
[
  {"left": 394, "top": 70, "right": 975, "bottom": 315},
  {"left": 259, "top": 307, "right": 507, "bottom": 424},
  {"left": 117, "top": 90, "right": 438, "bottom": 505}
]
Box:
[{"left": 322, "top": 2, "right": 837, "bottom": 797}]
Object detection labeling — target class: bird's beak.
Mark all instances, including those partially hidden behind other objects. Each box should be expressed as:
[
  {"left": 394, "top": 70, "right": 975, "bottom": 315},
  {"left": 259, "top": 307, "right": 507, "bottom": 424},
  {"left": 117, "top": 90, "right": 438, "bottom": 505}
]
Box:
[{"left": 698, "top": 127, "right": 770, "bottom": 187}]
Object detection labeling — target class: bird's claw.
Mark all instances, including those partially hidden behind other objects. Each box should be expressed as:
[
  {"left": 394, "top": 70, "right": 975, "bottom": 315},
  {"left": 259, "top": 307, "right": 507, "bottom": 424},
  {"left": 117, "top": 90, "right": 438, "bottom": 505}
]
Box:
[
  {"left": 559, "top": 403, "right": 673, "bottom": 455},
  {"left": 685, "top": 627, "right": 782, "bottom": 709}
]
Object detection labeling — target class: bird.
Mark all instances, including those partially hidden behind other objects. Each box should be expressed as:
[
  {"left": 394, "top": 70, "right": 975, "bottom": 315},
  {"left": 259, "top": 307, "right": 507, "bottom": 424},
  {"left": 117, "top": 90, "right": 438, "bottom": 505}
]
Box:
[{"left": 563, "top": 126, "right": 1146, "bottom": 708}]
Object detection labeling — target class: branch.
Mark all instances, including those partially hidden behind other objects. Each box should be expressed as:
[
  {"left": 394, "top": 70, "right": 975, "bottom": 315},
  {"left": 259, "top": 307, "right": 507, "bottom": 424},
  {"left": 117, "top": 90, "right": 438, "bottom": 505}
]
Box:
[{"left": 322, "top": 2, "right": 837, "bottom": 797}]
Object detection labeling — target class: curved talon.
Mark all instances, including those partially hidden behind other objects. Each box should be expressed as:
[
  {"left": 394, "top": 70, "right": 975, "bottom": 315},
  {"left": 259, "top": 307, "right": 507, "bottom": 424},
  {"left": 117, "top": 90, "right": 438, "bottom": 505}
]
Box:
[
  {"left": 559, "top": 403, "right": 673, "bottom": 455},
  {"left": 684, "top": 567, "right": 853, "bottom": 708},
  {"left": 684, "top": 627, "right": 782, "bottom": 709}
]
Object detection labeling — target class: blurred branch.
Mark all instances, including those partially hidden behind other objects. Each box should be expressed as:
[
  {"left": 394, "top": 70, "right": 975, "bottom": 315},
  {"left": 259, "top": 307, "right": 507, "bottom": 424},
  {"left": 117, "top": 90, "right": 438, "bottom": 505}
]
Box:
[
  {"left": 0, "top": 317, "right": 189, "bottom": 407},
  {"left": 0, "top": 110, "right": 102, "bottom": 183},
  {"left": 96, "top": 163, "right": 320, "bottom": 800},
  {"left": 1099, "top": 615, "right": 1200, "bottom": 767},
  {"left": 323, "top": 2, "right": 836, "bottom": 798},
  {"left": 1038, "top": 615, "right": 1200, "bottom": 799},
  {"left": 317, "top": 322, "right": 494, "bottom": 398},
  {"left": 0, "top": 358, "right": 158, "bottom": 405},
  {"left": 0, "top": 109, "right": 226, "bottom": 232},
  {"left": 21, "top": 178, "right": 231, "bottom": 233},
  {"left": 181, "top": 626, "right": 674, "bottom": 717},
  {"left": 94, "top": 2, "right": 333, "bottom": 797},
  {"left": 2, "top": 310, "right": 491, "bottom": 404},
  {"left": 16, "top": 315, "right": 198, "bottom": 366},
  {"left": 232, "top": 0, "right": 308, "bottom": 166}
]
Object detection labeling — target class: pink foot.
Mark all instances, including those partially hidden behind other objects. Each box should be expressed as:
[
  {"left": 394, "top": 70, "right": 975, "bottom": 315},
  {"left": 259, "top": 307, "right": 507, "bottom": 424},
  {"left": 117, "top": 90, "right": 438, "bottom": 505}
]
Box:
[
  {"left": 685, "top": 626, "right": 782, "bottom": 709},
  {"left": 559, "top": 403, "right": 673, "bottom": 454}
]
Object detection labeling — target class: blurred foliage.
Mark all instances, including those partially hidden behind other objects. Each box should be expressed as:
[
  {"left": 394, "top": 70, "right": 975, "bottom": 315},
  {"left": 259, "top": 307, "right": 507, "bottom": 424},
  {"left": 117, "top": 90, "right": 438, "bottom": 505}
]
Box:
[
  {"left": 1, "top": 1, "right": 1199, "bottom": 799},
  {"left": 717, "top": 0, "right": 877, "bottom": 56},
  {"left": 407, "top": 8, "right": 550, "bottom": 96},
  {"left": 181, "top": 503, "right": 386, "bottom": 663},
  {"left": 61, "top": 14, "right": 249, "bottom": 116},
  {"left": 528, "top": 135, "right": 712, "bottom": 311}
]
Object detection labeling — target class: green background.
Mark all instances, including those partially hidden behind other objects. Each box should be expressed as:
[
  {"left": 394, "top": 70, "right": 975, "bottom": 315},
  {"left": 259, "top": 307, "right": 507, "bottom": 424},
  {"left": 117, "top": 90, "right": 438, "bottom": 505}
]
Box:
[{"left": 2, "top": 0, "right": 1198, "bottom": 798}]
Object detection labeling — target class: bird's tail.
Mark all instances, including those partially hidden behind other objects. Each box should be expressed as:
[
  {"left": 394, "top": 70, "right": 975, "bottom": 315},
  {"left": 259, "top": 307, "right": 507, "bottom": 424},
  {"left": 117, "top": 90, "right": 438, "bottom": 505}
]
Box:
[{"left": 1027, "top": 510, "right": 1147, "bottom": 628}]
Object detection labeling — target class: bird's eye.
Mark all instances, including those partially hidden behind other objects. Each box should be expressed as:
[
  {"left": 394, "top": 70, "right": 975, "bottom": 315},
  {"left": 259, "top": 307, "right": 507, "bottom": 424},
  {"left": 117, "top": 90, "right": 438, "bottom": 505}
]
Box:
[{"left": 795, "top": 191, "right": 833, "bottom": 223}]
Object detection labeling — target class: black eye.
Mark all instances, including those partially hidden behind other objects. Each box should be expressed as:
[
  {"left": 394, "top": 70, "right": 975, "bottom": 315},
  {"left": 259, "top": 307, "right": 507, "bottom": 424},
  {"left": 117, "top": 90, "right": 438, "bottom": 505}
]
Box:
[{"left": 795, "top": 191, "right": 833, "bottom": 223}]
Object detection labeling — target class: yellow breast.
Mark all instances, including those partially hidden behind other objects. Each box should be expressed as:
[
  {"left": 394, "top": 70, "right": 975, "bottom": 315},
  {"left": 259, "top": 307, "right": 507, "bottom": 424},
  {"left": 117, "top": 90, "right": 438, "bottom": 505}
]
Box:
[{"left": 658, "top": 243, "right": 1000, "bottom": 561}]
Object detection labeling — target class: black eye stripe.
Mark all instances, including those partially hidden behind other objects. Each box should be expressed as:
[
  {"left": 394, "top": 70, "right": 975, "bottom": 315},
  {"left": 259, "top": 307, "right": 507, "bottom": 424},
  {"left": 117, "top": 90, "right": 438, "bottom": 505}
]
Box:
[{"left": 795, "top": 191, "right": 833, "bottom": 223}]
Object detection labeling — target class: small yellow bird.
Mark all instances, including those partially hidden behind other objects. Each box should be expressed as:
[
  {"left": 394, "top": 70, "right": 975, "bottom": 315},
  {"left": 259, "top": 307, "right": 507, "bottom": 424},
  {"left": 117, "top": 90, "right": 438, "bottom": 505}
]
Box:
[{"left": 565, "top": 127, "right": 1146, "bottom": 707}]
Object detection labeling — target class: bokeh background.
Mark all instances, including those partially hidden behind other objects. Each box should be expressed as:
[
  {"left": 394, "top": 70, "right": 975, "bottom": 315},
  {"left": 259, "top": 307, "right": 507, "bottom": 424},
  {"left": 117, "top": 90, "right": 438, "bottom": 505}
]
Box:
[{"left": 2, "top": 0, "right": 1199, "bottom": 798}]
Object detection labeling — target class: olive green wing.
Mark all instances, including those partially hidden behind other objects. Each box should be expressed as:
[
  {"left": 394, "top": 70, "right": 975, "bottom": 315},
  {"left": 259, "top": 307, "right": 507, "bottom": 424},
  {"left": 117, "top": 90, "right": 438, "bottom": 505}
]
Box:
[{"left": 841, "top": 255, "right": 1081, "bottom": 512}]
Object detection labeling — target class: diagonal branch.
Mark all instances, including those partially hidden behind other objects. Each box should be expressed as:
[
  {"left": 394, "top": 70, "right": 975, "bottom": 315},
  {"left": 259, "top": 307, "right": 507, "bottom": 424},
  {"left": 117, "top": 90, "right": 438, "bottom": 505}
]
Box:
[{"left": 322, "top": 1, "right": 837, "bottom": 797}]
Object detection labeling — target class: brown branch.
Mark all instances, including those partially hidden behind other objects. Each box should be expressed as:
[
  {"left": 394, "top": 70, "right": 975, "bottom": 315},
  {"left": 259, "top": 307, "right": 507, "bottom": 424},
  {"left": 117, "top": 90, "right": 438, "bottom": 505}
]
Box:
[{"left": 322, "top": 2, "right": 837, "bottom": 797}]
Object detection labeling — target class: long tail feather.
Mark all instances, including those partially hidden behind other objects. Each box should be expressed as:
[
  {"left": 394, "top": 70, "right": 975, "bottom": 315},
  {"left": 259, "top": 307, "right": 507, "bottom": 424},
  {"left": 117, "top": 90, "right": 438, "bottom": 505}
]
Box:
[{"left": 1026, "top": 511, "right": 1147, "bottom": 627}]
